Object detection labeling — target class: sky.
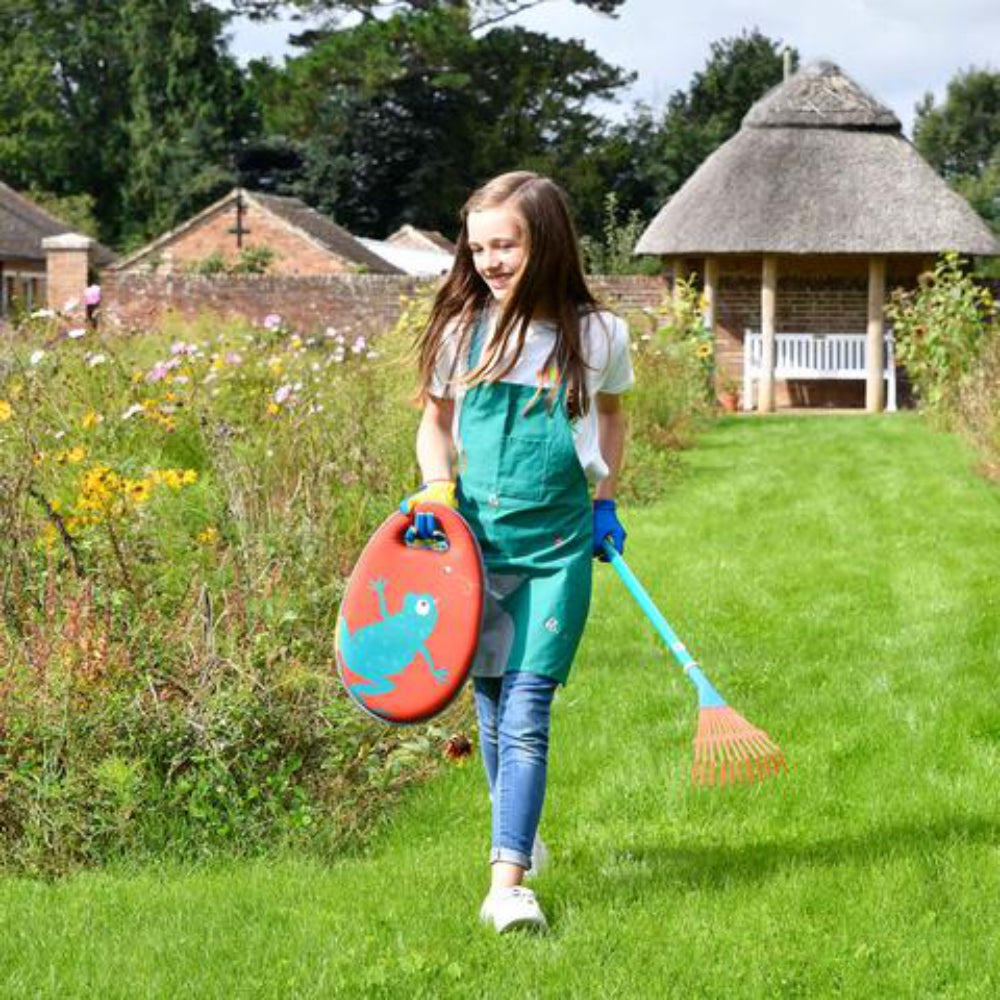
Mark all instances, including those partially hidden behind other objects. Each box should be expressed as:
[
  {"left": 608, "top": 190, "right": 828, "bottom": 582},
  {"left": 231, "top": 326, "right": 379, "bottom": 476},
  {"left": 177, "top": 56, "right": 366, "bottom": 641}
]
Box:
[{"left": 225, "top": 0, "right": 1000, "bottom": 138}]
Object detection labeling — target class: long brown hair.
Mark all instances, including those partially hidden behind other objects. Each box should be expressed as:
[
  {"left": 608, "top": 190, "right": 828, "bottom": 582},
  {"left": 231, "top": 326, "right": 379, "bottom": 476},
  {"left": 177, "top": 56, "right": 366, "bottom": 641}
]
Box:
[{"left": 416, "top": 171, "right": 599, "bottom": 418}]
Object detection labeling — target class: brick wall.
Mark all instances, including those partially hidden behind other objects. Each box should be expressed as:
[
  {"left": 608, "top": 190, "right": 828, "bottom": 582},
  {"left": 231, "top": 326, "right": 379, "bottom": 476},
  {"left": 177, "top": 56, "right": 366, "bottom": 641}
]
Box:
[
  {"left": 99, "top": 271, "right": 672, "bottom": 339},
  {"left": 100, "top": 271, "right": 426, "bottom": 339}
]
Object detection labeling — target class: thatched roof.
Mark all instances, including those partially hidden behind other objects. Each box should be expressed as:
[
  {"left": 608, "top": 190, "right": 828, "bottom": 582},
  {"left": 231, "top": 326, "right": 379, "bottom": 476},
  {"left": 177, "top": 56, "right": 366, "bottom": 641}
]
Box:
[
  {"left": 0, "top": 181, "right": 116, "bottom": 265},
  {"left": 636, "top": 61, "right": 1000, "bottom": 257}
]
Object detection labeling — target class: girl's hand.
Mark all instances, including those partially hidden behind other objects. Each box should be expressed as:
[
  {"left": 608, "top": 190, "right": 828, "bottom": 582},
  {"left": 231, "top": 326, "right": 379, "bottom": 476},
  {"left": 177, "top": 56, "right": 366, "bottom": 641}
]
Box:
[
  {"left": 401, "top": 480, "right": 457, "bottom": 541},
  {"left": 593, "top": 499, "right": 626, "bottom": 561}
]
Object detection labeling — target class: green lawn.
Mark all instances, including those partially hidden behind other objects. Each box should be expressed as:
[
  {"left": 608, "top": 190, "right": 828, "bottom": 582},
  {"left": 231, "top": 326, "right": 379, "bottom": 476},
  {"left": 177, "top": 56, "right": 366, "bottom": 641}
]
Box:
[{"left": 2, "top": 414, "right": 998, "bottom": 999}]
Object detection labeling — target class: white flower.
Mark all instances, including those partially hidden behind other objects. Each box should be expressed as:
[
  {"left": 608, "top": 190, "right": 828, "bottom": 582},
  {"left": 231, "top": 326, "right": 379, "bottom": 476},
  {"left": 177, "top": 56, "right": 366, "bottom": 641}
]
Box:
[
  {"left": 274, "top": 384, "right": 293, "bottom": 405},
  {"left": 311, "top": 362, "right": 320, "bottom": 372},
  {"left": 67, "top": 327, "right": 86, "bottom": 339},
  {"left": 63, "top": 298, "right": 80, "bottom": 313},
  {"left": 87, "top": 353, "right": 107, "bottom": 367},
  {"left": 30, "top": 308, "right": 55, "bottom": 320},
  {"left": 29, "top": 349, "right": 46, "bottom": 365},
  {"left": 122, "top": 403, "right": 144, "bottom": 420},
  {"left": 365, "top": 350, "right": 380, "bottom": 360},
  {"left": 54, "top": 430, "right": 66, "bottom": 440},
  {"left": 172, "top": 375, "right": 189, "bottom": 384}
]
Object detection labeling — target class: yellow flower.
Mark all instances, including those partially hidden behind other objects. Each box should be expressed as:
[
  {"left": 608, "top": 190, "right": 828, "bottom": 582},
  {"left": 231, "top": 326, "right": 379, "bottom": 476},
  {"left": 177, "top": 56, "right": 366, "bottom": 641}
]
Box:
[
  {"left": 0, "top": 400, "right": 12, "bottom": 422},
  {"left": 33, "top": 451, "right": 46, "bottom": 466},
  {"left": 197, "top": 526, "right": 219, "bottom": 545},
  {"left": 266, "top": 402, "right": 281, "bottom": 416},
  {"left": 66, "top": 446, "right": 86, "bottom": 464},
  {"left": 181, "top": 469, "right": 198, "bottom": 485},
  {"left": 81, "top": 410, "right": 102, "bottom": 429},
  {"left": 124, "top": 478, "right": 153, "bottom": 504},
  {"left": 697, "top": 342, "right": 713, "bottom": 360}
]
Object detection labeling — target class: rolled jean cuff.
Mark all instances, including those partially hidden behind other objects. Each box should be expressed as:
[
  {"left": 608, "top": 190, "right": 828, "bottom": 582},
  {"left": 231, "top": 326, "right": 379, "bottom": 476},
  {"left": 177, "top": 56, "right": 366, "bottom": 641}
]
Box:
[{"left": 490, "top": 846, "right": 532, "bottom": 869}]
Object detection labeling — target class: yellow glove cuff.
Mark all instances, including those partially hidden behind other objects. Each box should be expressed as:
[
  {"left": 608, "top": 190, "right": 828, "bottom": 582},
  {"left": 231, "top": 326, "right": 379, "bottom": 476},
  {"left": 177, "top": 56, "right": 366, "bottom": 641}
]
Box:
[{"left": 408, "top": 480, "right": 457, "bottom": 510}]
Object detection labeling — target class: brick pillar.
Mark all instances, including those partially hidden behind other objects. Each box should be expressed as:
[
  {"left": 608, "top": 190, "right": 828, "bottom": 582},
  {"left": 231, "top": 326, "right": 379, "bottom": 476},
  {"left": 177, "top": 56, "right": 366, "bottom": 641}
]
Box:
[{"left": 42, "top": 233, "right": 94, "bottom": 313}]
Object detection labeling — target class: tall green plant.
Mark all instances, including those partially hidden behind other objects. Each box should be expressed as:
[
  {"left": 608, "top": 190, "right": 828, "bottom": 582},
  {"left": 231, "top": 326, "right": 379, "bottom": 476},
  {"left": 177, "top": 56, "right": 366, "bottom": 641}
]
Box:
[
  {"left": 885, "top": 252, "right": 997, "bottom": 418},
  {"left": 580, "top": 192, "right": 659, "bottom": 275}
]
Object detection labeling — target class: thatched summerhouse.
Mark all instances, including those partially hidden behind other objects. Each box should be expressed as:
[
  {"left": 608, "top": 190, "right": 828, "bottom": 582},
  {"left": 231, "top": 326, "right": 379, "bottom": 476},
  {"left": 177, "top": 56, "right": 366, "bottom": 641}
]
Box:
[{"left": 636, "top": 60, "right": 1000, "bottom": 411}]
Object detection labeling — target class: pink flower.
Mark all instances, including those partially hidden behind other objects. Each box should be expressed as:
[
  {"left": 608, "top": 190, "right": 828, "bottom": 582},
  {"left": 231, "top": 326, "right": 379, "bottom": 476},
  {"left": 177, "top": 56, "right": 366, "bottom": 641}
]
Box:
[
  {"left": 263, "top": 314, "right": 283, "bottom": 331},
  {"left": 274, "top": 384, "right": 293, "bottom": 405},
  {"left": 146, "top": 361, "right": 171, "bottom": 383},
  {"left": 84, "top": 284, "right": 101, "bottom": 307},
  {"left": 170, "top": 341, "right": 196, "bottom": 356},
  {"left": 225, "top": 351, "right": 243, "bottom": 365}
]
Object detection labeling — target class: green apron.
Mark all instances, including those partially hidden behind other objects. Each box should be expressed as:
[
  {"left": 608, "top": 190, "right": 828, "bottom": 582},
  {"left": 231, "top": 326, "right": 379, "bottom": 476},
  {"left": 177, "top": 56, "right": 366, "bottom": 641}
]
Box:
[{"left": 456, "top": 315, "right": 592, "bottom": 685}]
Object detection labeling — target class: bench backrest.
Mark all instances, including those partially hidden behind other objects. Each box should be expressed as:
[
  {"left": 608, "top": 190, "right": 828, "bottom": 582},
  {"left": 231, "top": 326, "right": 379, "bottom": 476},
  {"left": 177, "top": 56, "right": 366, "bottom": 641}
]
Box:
[{"left": 744, "top": 332, "right": 894, "bottom": 377}]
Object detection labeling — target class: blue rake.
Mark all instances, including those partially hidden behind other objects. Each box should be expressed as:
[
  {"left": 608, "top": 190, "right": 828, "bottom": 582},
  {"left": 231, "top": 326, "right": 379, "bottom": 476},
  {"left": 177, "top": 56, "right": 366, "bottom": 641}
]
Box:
[{"left": 602, "top": 540, "right": 787, "bottom": 786}]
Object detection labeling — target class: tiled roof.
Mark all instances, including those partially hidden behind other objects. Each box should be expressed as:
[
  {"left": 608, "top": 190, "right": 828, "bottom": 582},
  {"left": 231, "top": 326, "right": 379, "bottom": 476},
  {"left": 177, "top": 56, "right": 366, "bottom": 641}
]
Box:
[{"left": 0, "top": 181, "right": 116, "bottom": 264}]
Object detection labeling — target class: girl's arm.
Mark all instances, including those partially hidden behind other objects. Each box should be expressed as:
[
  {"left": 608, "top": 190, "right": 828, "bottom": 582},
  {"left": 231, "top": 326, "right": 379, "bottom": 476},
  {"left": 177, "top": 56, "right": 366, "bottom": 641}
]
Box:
[
  {"left": 594, "top": 392, "right": 626, "bottom": 501},
  {"left": 416, "top": 396, "right": 457, "bottom": 482}
]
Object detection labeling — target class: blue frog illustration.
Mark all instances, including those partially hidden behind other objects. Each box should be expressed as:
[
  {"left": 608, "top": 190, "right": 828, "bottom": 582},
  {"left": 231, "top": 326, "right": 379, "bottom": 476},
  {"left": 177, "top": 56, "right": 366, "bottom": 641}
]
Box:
[{"left": 339, "top": 577, "right": 446, "bottom": 699}]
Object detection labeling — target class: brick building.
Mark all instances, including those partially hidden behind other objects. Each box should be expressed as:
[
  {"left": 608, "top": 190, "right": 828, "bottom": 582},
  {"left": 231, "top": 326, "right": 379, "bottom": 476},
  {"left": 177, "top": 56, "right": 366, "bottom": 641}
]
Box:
[
  {"left": 110, "top": 188, "right": 403, "bottom": 277},
  {"left": 636, "top": 61, "right": 1000, "bottom": 412},
  {"left": 0, "top": 181, "right": 115, "bottom": 319}
]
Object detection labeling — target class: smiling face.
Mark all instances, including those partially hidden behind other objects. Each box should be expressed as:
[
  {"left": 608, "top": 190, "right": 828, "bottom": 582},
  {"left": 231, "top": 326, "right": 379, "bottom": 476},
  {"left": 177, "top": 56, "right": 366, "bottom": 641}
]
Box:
[{"left": 466, "top": 205, "right": 528, "bottom": 301}]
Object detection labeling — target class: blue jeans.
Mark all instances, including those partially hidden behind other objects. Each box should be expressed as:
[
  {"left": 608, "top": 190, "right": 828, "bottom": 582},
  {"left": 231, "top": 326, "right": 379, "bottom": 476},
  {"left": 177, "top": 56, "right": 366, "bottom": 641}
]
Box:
[{"left": 473, "top": 671, "right": 559, "bottom": 868}]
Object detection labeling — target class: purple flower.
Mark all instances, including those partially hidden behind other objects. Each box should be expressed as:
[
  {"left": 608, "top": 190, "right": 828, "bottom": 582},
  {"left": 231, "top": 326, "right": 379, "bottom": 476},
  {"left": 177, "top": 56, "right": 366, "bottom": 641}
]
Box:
[{"left": 263, "top": 314, "right": 283, "bottom": 331}]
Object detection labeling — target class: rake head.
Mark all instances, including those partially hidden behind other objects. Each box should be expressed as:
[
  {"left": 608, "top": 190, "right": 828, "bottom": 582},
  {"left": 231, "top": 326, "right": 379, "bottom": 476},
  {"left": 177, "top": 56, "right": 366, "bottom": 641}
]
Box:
[{"left": 692, "top": 705, "right": 787, "bottom": 786}]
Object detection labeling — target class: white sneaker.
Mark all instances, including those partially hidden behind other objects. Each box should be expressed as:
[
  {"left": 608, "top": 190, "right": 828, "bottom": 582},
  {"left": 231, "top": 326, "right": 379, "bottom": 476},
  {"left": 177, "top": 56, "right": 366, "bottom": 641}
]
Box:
[
  {"left": 524, "top": 834, "right": 550, "bottom": 881},
  {"left": 479, "top": 886, "right": 549, "bottom": 934}
]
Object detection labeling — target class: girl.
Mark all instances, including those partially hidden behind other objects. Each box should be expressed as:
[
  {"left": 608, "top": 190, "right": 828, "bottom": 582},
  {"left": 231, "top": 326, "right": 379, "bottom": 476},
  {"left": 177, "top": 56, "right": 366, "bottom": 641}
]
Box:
[{"left": 404, "top": 171, "right": 632, "bottom": 933}]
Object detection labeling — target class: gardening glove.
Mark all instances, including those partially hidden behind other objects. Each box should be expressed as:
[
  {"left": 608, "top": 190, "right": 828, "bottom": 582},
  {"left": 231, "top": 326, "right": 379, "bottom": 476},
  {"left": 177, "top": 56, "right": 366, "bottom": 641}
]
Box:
[
  {"left": 400, "top": 480, "right": 457, "bottom": 543},
  {"left": 593, "top": 498, "right": 626, "bottom": 562}
]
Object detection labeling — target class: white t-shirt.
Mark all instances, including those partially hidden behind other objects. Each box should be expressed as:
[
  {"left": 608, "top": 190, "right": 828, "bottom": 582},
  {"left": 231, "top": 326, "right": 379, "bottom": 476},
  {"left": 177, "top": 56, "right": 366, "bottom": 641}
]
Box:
[{"left": 430, "top": 308, "right": 634, "bottom": 484}]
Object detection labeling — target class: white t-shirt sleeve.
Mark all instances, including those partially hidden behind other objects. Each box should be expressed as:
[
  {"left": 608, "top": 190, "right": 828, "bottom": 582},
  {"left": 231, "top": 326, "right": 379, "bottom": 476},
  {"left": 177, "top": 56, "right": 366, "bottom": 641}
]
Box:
[
  {"left": 595, "top": 314, "right": 634, "bottom": 395},
  {"left": 429, "top": 322, "right": 463, "bottom": 399}
]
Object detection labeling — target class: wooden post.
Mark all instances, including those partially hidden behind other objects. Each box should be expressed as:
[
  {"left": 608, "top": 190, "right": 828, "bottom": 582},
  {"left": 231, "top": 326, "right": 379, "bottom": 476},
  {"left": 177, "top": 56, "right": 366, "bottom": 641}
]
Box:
[
  {"left": 703, "top": 256, "right": 718, "bottom": 335},
  {"left": 760, "top": 255, "right": 778, "bottom": 413},
  {"left": 866, "top": 257, "right": 886, "bottom": 412},
  {"left": 670, "top": 257, "right": 686, "bottom": 303}
]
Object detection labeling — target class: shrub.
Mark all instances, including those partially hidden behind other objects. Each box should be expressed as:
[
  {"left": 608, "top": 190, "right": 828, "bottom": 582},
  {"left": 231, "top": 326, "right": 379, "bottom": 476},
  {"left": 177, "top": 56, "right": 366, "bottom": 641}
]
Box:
[
  {"left": 0, "top": 288, "right": 709, "bottom": 874},
  {"left": 885, "top": 252, "right": 997, "bottom": 419},
  {"left": 618, "top": 278, "right": 715, "bottom": 504}
]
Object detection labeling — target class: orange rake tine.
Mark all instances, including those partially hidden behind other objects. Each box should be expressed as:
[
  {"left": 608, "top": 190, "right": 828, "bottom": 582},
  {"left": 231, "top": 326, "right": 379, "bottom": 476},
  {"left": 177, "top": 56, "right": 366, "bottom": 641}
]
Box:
[{"left": 602, "top": 542, "right": 787, "bottom": 787}]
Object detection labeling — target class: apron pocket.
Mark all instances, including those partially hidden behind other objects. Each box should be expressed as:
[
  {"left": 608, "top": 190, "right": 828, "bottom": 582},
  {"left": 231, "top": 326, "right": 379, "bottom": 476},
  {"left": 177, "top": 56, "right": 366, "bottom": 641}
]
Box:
[{"left": 499, "top": 435, "right": 550, "bottom": 502}]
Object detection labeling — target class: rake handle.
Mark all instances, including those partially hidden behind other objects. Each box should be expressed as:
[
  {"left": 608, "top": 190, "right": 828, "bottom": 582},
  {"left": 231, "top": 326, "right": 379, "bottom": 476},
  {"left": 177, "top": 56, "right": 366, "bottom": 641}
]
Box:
[{"left": 601, "top": 540, "right": 726, "bottom": 709}]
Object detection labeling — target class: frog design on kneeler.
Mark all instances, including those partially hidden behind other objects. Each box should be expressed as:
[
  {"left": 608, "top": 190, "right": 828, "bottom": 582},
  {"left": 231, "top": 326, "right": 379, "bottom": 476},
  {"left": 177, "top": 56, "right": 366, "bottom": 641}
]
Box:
[{"left": 338, "top": 578, "right": 445, "bottom": 698}]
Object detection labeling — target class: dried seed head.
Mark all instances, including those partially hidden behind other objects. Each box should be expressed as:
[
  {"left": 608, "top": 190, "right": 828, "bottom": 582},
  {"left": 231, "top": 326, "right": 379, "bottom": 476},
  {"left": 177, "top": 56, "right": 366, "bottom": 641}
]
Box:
[{"left": 443, "top": 733, "right": 473, "bottom": 763}]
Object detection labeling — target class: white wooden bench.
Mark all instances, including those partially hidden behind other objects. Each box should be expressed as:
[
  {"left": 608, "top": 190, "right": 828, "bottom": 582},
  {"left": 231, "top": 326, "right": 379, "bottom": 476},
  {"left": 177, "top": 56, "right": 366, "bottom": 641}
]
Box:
[{"left": 742, "top": 331, "right": 897, "bottom": 411}]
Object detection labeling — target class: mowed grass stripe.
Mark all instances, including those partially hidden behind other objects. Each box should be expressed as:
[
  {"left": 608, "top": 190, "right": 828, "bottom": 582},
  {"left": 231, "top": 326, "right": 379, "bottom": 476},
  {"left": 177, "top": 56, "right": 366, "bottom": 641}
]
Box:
[{"left": 2, "top": 413, "right": 998, "bottom": 999}]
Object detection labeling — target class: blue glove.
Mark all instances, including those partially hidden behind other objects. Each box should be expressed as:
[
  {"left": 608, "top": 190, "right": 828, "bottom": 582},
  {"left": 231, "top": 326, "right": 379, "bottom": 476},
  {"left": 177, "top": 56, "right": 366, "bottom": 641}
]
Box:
[{"left": 593, "top": 499, "right": 626, "bottom": 561}]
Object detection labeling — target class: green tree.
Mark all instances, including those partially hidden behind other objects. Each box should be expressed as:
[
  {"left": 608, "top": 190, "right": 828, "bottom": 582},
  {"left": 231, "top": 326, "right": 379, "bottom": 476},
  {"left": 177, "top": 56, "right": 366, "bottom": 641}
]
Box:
[
  {"left": 915, "top": 69, "right": 1000, "bottom": 179},
  {"left": 0, "top": 0, "right": 253, "bottom": 248},
  {"left": 118, "top": 0, "right": 255, "bottom": 247},
  {"left": 914, "top": 68, "right": 1000, "bottom": 238},
  {"left": 245, "top": 2, "right": 630, "bottom": 236}
]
